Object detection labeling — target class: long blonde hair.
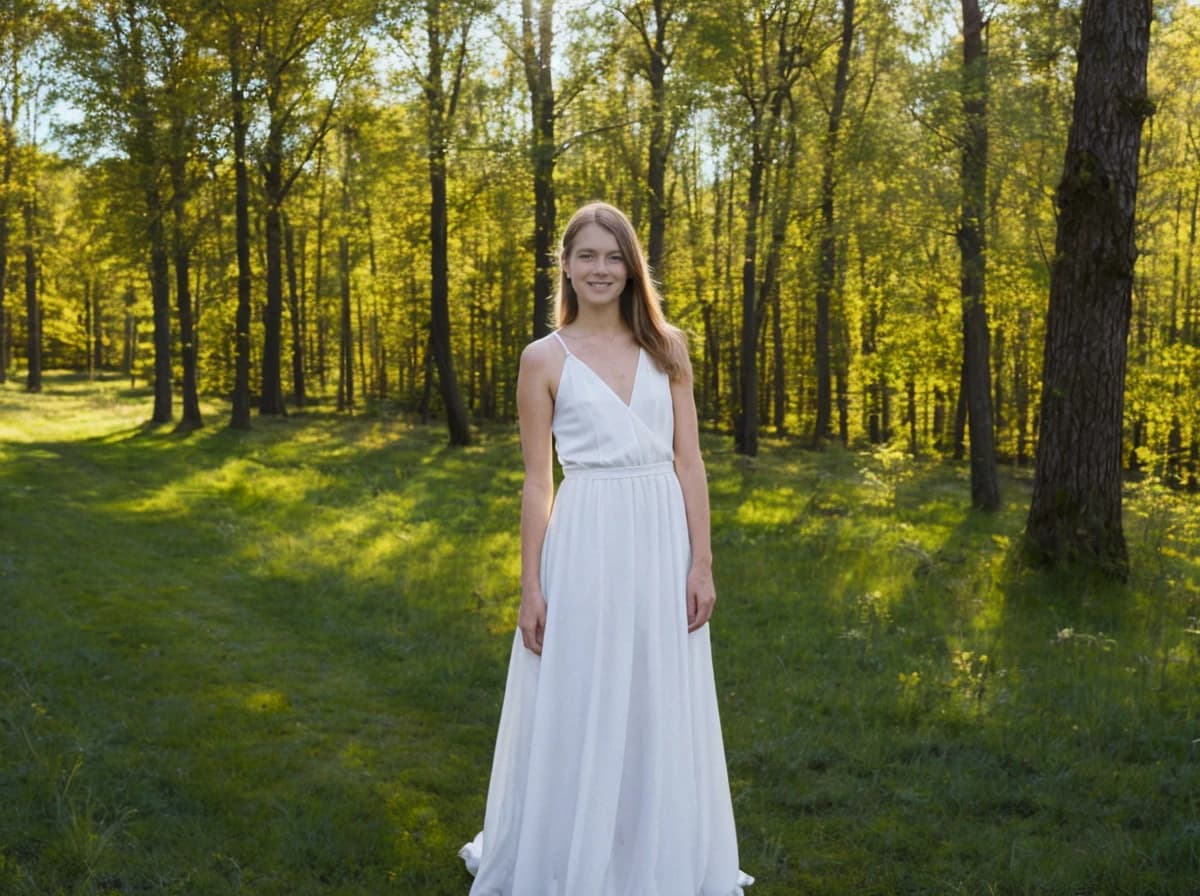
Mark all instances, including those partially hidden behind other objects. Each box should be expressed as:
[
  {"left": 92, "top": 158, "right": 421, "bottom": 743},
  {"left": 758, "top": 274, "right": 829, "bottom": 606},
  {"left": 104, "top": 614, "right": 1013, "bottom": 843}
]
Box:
[{"left": 554, "top": 202, "right": 688, "bottom": 381}]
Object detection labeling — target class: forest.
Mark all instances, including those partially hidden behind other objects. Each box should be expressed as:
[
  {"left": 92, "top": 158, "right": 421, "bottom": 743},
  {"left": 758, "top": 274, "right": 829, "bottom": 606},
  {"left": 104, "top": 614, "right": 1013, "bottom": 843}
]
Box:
[
  {"left": 4, "top": 2, "right": 1200, "bottom": 892},
  {"left": 1, "top": 3, "right": 1195, "bottom": 521}
]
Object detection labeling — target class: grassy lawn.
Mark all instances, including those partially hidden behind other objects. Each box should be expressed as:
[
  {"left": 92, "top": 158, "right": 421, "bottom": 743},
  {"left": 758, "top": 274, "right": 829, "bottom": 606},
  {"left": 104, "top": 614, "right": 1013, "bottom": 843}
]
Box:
[{"left": 2, "top": 373, "right": 1198, "bottom": 895}]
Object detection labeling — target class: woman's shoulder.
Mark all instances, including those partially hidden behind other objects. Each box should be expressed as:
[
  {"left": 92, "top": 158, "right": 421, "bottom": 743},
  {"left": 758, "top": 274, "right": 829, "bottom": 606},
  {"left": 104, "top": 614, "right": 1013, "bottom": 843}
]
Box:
[
  {"left": 520, "top": 333, "right": 568, "bottom": 386},
  {"left": 521, "top": 332, "right": 564, "bottom": 366}
]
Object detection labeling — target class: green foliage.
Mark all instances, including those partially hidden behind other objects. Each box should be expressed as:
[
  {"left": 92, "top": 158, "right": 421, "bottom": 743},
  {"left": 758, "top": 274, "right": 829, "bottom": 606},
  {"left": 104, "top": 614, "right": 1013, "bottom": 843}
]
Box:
[
  {"left": 0, "top": 0, "right": 1193, "bottom": 477},
  {"left": 2, "top": 376, "right": 1198, "bottom": 893}
]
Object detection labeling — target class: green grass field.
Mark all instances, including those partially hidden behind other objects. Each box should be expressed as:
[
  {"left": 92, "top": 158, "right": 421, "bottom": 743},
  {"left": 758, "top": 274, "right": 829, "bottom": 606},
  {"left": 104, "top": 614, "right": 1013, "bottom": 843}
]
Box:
[{"left": 2, "top": 373, "right": 1199, "bottom": 895}]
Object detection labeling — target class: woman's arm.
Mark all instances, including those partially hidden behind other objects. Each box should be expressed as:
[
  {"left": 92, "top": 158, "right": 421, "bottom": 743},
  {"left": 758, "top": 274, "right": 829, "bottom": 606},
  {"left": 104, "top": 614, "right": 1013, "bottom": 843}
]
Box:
[
  {"left": 515, "top": 338, "right": 558, "bottom": 655},
  {"left": 670, "top": 352, "right": 716, "bottom": 633}
]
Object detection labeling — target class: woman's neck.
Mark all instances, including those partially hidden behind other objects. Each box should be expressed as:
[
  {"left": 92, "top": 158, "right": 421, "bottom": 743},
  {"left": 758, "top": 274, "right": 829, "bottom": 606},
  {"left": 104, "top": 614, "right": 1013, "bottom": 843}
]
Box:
[{"left": 569, "top": 303, "right": 627, "bottom": 338}]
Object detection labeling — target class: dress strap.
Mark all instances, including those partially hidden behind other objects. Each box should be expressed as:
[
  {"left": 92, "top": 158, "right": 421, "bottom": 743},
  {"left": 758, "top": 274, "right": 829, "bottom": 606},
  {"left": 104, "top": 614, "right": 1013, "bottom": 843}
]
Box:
[{"left": 551, "top": 329, "right": 572, "bottom": 357}]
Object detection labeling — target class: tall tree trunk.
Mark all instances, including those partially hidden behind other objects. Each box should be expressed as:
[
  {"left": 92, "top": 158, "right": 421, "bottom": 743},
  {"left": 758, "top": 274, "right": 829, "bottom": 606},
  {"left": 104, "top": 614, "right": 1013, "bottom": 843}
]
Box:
[
  {"left": 22, "top": 190, "right": 39, "bottom": 393},
  {"left": 171, "top": 156, "right": 202, "bottom": 431},
  {"left": 1024, "top": 0, "right": 1152, "bottom": 577},
  {"left": 285, "top": 216, "right": 306, "bottom": 407},
  {"left": 424, "top": 3, "right": 472, "bottom": 446},
  {"left": 428, "top": 146, "right": 470, "bottom": 443},
  {"left": 993, "top": 325, "right": 1005, "bottom": 451},
  {"left": 1183, "top": 178, "right": 1198, "bottom": 345},
  {"left": 642, "top": 0, "right": 673, "bottom": 286},
  {"left": 959, "top": 0, "right": 999, "bottom": 510},
  {"left": 771, "top": 283, "right": 785, "bottom": 433},
  {"left": 0, "top": 105, "right": 12, "bottom": 385},
  {"left": 812, "top": 0, "right": 854, "bottom": 447},
  {"left": 363, "top": 200, "right": 379, "bottom": 400},
  {"left": 147, "top": 186, "right": 173, "bottom": 422},
  {"left": 761, "top": 104, "right": 799, "bottom": 437},
  {"left": 906, "top": 377, "right": 919, "bottom": 456},
  {"left": 338, "top": 128, "right": 354, "bottom": 412},
  {"left": 522, "top": 0, "right": 556, "bottom": 339},
  {"left": 0, "top": 234, "right": 8, "bottom": 384},
  {"left": 122, "top": 284, "right": 136, "bottom": 381},
  {"left": 953, "top": 366, "right": 967, "bottom": 459},
  {"left": 92, "top": 275, "right": 104, "bottom": 373},
  {"left": 260, "top": 101, "right": 287, "bottom": 415},
  {"left": 702, "top": 300, "right": 717, "bottom": 419},
  {"left": 736, "top": 128, "right": 765, "bottom": 457},
  {"left": 229, "top": 24, "right": 253, "bottom": 430},
  {"left": 84, "top": 279, "right": 94, "bottom": 379},
  {"left": 314, "top": 141, "right": 328, "bottom": 391},
  {"left": 1015, "top": 310, "right": 1031, "bottom": 465}
]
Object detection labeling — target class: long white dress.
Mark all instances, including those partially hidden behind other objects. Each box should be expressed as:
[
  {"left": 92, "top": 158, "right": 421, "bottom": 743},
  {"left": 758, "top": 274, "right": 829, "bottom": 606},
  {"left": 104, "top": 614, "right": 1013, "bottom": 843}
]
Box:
[{"left": 460, "top": 332, "right": 753, "bottom": 896}]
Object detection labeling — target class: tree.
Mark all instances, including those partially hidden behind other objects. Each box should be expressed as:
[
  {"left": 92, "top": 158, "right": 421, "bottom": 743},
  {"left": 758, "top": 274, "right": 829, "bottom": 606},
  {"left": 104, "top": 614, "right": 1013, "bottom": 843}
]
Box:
[
  {"left": 0, "top": 0, "right": 31, "bottom": 384},
  {"left": 811, "top": 0, "right": 855, "bottom": 447},
  {"left": 710, "top": 0, "right": 817, "bottom": 456},
  {"left": 58, "top": 0, "right": 181, "bottom": 420},
  {"left": 389, "top": 0, "right": 480, "bottom": 445},
  {"left": 1024, "top": 0, "right": 1153, "bottom": 577},
  {"left": 519, "top": 0, "right": 556, "bottom": 339},
  {"left": 20, "top": 139, "right": 36, "bottom": 392},
  {"left": 336, "top": 121, "right": 355, "bottom": 411},
  {"left": 1, "top": 0, "right": 47, "bottom": 391},
  {"left": 255, "top": 0, "right": 367, "bottom": 416},
  {"left": 617, "top": 0, "right": 690, "bottom": 287},
  {"left": 958, "top": 0, "right": 999, "bottom": 509},
  {"left": 225, "top": 12, "right": 254, "bottom": 430},
  {"left": 160, "top": 1, "right": 222, "bottom": 431}
]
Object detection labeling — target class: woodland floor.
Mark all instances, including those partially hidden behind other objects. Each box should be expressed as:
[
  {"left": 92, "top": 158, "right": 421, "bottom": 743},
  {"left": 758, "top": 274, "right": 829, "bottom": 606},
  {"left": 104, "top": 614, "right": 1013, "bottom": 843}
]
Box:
[{"left": 2, "top": 373, "right": 1199, "bottom": 895}]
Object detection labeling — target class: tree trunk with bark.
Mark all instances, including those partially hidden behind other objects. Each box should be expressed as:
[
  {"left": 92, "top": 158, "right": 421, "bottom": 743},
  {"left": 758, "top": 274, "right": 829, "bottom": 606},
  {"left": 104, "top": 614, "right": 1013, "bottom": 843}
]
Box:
[
  {"left": 171, "top": 153, "right": 202, "bottom": 430},
  {"left": 146, "top": 190, "right": 173, "bottom": 422},
  {"left": 1024, "top": 0, "right": 1153, "bottom": 578},
  {"left": 0, "top": 99, "right": 12, "bottom": 385},
  {"left": 229, "top": 24, "right": 253, "bottom": 430},
  {"left": 423, "top": 2, "right": 472, "bottom": 446},
  {"left": 22, "top": 189, "right": 39, "bottom": 393},
  {"left": 92, "top": 275, "right": 103, "bottom": 373},
  {"left": 338, "top": 127, "right": 354, "bottom": 412},
  {"left": 736, "top": 123, "right": 765, "bottom": 456},
  {"left": 259, "top": 102, "right": 287, "bottom": 415},
  {"left": 522, "top": 0, "right": 556, "bottom": 339},
  {"left": 314, "top": 141, "right": 328, "bottom": 390},
  {"left": 959, "top": 0, "right": 999, "bottom": 510},
  {"left": 285, "top": 216, "right": 306, "bottom": 407},
  {"left": 638, "top": 0, "right": 676, "bottom": 285},
  {"left": 812, "top": 0, "right": 854, "bottom": 447}
]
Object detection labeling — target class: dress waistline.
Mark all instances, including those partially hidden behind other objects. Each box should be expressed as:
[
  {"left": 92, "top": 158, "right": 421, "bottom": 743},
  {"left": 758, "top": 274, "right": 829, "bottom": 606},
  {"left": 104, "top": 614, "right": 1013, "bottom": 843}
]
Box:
[{"left": 561, "top": 461, "right": 675, "bottom": 480}]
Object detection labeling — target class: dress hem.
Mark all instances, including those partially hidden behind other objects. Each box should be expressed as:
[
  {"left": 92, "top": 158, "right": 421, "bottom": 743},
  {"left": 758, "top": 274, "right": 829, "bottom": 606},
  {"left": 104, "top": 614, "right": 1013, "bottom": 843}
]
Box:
[{"left": 458, "top": 836, "right": 755, "bottom": 895}]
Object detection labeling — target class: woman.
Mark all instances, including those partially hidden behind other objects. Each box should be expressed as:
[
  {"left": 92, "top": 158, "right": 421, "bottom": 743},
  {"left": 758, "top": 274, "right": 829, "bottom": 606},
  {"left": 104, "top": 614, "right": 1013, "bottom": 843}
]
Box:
[{"left": 460, "top": 202, "right": 752, "bottom": 896}]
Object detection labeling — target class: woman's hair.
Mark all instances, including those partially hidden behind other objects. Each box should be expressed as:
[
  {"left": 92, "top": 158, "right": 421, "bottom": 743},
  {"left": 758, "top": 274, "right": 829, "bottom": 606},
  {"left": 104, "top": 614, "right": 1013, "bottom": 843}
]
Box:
[{"left": 554, "top": 202, "right": 688, "bottom": 381}]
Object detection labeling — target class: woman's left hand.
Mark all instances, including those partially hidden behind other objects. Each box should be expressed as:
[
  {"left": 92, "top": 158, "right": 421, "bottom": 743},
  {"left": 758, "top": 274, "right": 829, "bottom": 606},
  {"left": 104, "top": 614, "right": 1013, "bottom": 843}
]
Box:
[{"left": 686, "top": 564, "right": 716, "bottom": 632}]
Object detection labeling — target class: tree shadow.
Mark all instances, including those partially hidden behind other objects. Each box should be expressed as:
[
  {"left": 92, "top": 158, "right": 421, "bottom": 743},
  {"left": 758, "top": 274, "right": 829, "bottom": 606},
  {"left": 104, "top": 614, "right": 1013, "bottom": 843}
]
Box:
[{"left": 0, "top": 407, "right": 528, "bottom": 891}]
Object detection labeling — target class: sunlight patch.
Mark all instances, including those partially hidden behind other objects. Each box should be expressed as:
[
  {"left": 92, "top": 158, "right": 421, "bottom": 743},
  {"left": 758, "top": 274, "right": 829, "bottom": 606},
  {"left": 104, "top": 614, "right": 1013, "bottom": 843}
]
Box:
[{"left": 244, "top": 689, "right": 289, "bottom": 713}]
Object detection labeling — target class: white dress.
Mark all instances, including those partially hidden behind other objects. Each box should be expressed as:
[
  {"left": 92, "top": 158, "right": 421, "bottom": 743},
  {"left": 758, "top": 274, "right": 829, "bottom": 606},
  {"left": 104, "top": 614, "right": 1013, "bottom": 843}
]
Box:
[{"left": 460, "top": 332, "right": 753, "bottom": 896}]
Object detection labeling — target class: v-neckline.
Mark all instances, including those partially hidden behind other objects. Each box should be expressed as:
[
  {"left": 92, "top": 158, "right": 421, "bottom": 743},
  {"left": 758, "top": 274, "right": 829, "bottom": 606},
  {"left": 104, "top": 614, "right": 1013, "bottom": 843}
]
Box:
[{"left": 566, "top": 345, "right": 643, "bottom": 409}]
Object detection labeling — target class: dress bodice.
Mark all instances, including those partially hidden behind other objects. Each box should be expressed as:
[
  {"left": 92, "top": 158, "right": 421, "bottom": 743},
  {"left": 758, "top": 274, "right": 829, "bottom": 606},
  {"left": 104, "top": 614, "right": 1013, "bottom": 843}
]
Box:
[{"left": 550, "top": 333, "right": 675, "bottom": 472}]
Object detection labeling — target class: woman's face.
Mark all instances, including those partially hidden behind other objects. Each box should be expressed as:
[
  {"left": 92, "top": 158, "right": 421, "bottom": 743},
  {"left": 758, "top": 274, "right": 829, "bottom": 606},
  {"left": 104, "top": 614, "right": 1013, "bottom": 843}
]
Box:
[{"left": 563, "top": 223, "right": 628, "bottom": 311}]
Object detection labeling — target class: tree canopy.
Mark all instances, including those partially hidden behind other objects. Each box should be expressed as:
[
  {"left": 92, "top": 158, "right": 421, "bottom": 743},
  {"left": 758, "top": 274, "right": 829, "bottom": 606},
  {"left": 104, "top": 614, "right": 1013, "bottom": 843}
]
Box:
[{"left": 2, "top": 0, "right": 1195, "bottom": 556}]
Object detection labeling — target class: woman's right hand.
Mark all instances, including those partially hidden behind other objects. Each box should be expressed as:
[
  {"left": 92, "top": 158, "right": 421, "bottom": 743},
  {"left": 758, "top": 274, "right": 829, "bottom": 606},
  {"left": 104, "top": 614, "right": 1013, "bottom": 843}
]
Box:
[{"left": 518, "top": 589, "right": 548, "bottom": 655}]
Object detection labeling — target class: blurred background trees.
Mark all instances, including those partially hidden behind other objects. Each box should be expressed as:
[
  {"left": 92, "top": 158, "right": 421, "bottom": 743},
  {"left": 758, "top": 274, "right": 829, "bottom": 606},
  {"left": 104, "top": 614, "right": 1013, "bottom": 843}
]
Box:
[{"left": 1, "top": 1, "right": 1192, "bottom": 499}]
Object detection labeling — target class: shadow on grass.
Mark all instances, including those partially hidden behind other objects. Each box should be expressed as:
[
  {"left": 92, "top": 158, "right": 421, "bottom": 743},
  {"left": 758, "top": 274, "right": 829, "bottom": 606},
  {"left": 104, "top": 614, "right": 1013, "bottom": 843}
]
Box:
[
  {"left": 1, "top": 392, "right": 525, "bottom": 892},
  {"left": 3, "top": 380, "right": 1199, "bottom": 894},
  {"left": 705, "top": 441, "right": 1200, "bottom": 894}
]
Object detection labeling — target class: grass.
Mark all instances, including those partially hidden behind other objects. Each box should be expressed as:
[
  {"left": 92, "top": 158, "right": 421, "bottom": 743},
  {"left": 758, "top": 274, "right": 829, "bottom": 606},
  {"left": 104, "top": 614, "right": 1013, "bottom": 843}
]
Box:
[{"left": 1, "top": 372, "right": 1199, "bottom": 895}]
